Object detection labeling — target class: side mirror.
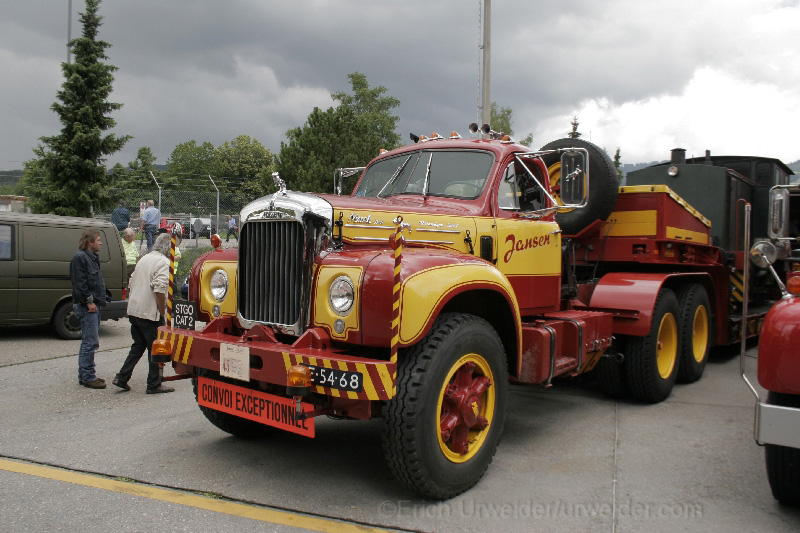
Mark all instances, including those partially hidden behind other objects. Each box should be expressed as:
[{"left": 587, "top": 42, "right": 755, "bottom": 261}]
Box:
[
  {"left": 750, "top": 239, "right": 790, "bottom": 297},
  {"left": 750, "top": 240, "right": 777, "bottom": 268},
  {"left": 559, "top": 150, "right": 586, "bottom": 205},
  {"left": 768, "top": 188, "right": 789, "bottom": 239}
]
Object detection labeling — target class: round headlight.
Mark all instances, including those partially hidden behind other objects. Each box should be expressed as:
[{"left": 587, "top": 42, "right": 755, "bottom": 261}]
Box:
[
  {"left": 329, "top": 276, "right": 354, "bottom": 315},
  {"left": 210, "top": 269, "right": 229, "bottom": 302}
]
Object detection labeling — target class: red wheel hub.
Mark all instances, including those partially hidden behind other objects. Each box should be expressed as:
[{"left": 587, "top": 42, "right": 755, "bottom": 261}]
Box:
[{"left": 439, "top": 362, "right": 492, "bottom": 455}]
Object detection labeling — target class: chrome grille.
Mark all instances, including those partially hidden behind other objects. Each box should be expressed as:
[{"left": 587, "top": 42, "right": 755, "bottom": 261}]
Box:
[{"left": 238, "top": 220, "right": 303, "bottom": 326}]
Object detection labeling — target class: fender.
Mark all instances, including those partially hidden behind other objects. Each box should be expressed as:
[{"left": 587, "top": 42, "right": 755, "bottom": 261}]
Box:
[
  {"left": 758, "top": 297, "right": 800, "bottom": 395},
  {"left": 399, "top": 261, "right": 521, "bottom": 346},
  {"left": 188, "top": 248, "right": 239, "bottom": 322},
  {"left": 360, "top": 249, "right": 521, "bottom": 351},
  {"left": 588, "top": 272, "right": 712, "bottom": 336}
]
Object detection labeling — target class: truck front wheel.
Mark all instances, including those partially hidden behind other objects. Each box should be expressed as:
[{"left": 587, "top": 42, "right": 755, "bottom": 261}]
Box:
[
  {"left": 623, "top": 288, "right": 680, "bottom": 403},
  {"left": 765, "top": 392, "right": 800, "bottom": 506},
  {"left": 382, "top": 313, "right": 508, "bottom": 499}
]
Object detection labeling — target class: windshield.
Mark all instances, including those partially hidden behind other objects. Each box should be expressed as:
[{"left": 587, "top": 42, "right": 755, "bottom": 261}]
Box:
[{"left": 354, "top": 150, "right": 495, "bottom": 199}]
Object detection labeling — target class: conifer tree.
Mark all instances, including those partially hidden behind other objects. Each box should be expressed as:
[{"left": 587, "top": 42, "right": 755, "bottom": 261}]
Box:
[
  {"left": 29, "top": 0, "right": 130, "bottom": 216},
  {"left": 614, "top": 147, "right": 624, "bottom": 182},
  {"left": 568, "top": 116, "right": 582, "bottom": 139}
]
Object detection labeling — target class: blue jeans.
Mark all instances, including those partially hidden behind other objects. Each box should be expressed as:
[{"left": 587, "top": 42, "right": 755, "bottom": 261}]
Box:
[
  {"left": 74, "top": 304, "right": 101, "bottom": 382},
  {"left": 144, "top": 224, "right": 158, "bottom": 250}
]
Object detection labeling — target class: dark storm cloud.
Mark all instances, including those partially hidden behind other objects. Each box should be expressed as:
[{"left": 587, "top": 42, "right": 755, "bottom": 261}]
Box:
[{"left": 2, "top": 1, "right": 800, "bottom": 170}]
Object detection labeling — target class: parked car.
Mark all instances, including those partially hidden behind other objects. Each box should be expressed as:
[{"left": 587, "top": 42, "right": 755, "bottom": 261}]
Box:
[
  {"left": 188, "top": 217, "right": 216, "bottom": 238},
  {"left": 160, "top": 217, "right": 189, "bottom": 238},
  {"left": 0, "top": 213, "right": 128, "bottom": 339}
]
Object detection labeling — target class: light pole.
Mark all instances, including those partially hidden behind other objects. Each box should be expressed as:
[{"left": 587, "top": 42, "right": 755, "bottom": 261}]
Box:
[
  {"left": 480, "top": 0, "right": 491, "bottom": 128},
  {"left": 67, "top": 0, "right": 72, "bottom": 64}
]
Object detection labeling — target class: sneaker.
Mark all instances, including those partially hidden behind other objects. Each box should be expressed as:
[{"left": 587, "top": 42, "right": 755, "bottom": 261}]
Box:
[
  {"left": 112, "top": 378, "right": 131, "bottom": 391},
  {"left": 146, "top": 385, "right": 175, "bottom": 394},
  {"left": 82, "top": 379, "right": 107, "bottom": 389}
]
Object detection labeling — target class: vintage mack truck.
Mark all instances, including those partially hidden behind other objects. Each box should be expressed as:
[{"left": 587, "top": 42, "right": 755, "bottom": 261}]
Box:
[{"left": 154, "top": 124, "right": 794, "bottom": 499}]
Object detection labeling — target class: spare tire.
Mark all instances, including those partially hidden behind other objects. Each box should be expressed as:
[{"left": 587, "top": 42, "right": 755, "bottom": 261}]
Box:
[{"left": 539, "top": 138, "right": 619, "bottom": 235}]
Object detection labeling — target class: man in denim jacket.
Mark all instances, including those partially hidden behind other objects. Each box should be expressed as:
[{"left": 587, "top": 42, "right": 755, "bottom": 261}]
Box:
[{"left": 69, "top": 228, "right": 109, "bottom": 389}]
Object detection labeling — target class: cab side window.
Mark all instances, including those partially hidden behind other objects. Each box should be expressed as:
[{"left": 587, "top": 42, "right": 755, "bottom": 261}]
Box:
[
  {"left": 498, "top": 162, "right": 545, "bottom": 212},
  {"left": 0, "top": 225, "right": 11, "bottom": 260}
]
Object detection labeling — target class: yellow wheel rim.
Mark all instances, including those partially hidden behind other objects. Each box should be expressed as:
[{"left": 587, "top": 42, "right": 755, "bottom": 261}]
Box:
[
  {"left": 547, "top": 161, "right": 566, "bottom": 207},
  {"left": 656, "top": 313, "right": 678, "bottom": 379},
  {"left": 436, "top": 354, "right": 496, "bottom": 463},
  {"left": 547, "top": 160, "right": 584, "bottom": 213},
  {"left": 691, "top": 305, "right": 709, "bottom": 363}
]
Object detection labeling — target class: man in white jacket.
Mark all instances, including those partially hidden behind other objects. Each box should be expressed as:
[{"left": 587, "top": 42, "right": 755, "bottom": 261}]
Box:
[{"left": 112, "top": 233, "right": 175, "bottom": 394}]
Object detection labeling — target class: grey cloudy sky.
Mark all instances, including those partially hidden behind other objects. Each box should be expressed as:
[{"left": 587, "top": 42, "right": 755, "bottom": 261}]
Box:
[{"left": 2, "top": 0, "right": 800, "bottom": 173}]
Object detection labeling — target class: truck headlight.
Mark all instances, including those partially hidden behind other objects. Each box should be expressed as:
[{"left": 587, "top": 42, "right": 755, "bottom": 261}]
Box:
[
  {"left": 210, "top": 269, "right": 229, "bottom": 301},
  {"left": 329, "top": 276, "right": 354, "bottom": 315}
]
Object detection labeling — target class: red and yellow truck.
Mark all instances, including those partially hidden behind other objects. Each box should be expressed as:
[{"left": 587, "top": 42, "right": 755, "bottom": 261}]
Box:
[{"left": 155, "top": 125, "right": 794, "bottom": 498}]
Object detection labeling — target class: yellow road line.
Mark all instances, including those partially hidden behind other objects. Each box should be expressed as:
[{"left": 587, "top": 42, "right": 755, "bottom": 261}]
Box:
[{"left": 0, "top": 458, "right": 390, "bottom": 533}]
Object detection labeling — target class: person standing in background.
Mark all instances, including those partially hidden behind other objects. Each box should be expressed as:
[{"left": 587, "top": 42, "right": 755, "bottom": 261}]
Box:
[
  {"left": 141, "top": 199, "right": 160, "bottom": 251},
  {"left": 226, "top": 214, "right": 238, "bottom": 242},
  {"left": 69, "top": 228, "right": 109, "bottom": 389},
  {"left": 111, "top": 201, "right": 130, "bottom": 232},
  {"left": 121, "top": 227, "right": 139, "bottom": 282}
]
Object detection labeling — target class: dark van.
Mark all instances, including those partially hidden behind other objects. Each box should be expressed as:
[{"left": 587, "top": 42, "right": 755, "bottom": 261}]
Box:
[{"left": 0, "top": 213, "right": 128, "bottom": 339}]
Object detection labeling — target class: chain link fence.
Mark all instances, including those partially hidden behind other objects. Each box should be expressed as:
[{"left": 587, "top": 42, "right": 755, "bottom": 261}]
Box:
[
  {"left": 95, "top": 185, "right": 262, "bottom": 290},
  {"left": 97, "top": 187, "right": 258, "bottom": 250}
]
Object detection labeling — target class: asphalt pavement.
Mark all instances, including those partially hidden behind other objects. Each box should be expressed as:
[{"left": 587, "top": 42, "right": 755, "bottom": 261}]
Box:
[{"left": 1, "top": 322, "right": 799, "bottom": 532}]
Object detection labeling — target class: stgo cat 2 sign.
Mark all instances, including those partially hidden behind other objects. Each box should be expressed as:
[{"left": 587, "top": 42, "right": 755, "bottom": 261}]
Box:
[{"left": 173, "top": 300, "right": 196, "bottom": 330}]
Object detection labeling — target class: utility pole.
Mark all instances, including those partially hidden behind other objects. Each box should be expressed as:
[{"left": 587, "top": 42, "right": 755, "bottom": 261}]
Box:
[
  {"left": 480, "top": 0, "right": 491, "bottom": 127},
  {"left": 67, "top": 0, "right": 73, "bottom": 64}
]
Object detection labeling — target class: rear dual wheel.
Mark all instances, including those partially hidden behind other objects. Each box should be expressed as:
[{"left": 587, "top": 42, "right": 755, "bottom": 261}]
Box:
[
  {"left": 676, "top": 284, "right": 711, "bottom": 383},
  {"left": 624, "top": 289, "right": 680, "bottom": 403},
  {"left": 382, "top": 313, "right": 508, "bottom": 499}
]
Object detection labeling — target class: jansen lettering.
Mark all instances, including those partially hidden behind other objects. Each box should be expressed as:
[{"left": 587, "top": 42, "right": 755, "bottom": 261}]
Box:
[{"left": 503, "top": 233, "right": 551, "bottom": 263}]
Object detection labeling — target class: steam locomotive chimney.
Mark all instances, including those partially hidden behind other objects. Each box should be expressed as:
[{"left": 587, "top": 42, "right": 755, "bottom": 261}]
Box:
[{"left": 671, "top": 148, "right": 686, "bottom": 165}]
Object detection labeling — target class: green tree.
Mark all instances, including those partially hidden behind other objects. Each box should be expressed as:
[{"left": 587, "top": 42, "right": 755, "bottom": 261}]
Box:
[
  {"left": 331, "top": 72, "right": 401, "bottom": 151},
  {"left": 28, "top": 0, "right": 130, "bottom": 216},
  {"left": 489, "top": 102, "right": 533, "bottom": 146},
  {"left": 112, "top": 146, "right": 158, "bottom": 190},
  {"left": 490, "top": 103, "right": 514, "bottom": 136},
  {"left": 614, "top": 147, "right": 624, "bottom": 183},
  {"left": 216, "top": 134, "right": 274, "bottom": 198},
  {"left": 16, "top": 159, "right": 45, "bottom": 198},
  {"left": 277, "top": 72, "right": 401, "bottom": 193},
  {"left": 166, "top": 140, "right": 218, "bottom": 184},
  {"left": 568, "top": 116, "right": 582, "bottom": 139}
]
